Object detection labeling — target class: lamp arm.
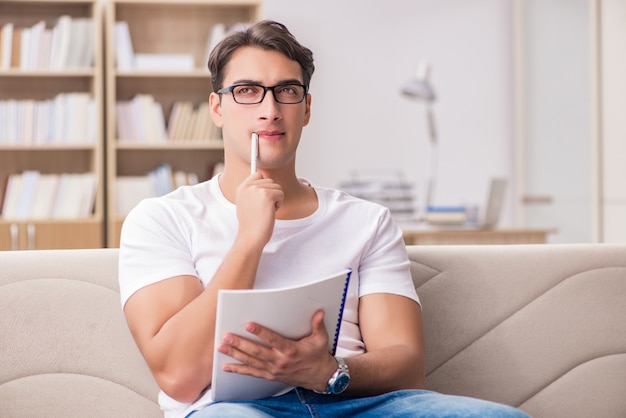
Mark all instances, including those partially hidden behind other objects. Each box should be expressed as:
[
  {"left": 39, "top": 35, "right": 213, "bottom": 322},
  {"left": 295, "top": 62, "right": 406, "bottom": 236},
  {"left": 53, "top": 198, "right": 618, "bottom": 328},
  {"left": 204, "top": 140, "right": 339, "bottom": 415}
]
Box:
[{"left": 426, "top": 105, "right": 437, "bottom": 145}]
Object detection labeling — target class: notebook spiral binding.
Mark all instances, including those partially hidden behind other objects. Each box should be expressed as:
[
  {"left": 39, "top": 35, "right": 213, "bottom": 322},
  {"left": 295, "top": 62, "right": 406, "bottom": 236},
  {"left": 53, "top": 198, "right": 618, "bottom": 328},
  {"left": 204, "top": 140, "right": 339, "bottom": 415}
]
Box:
[{"left": 331, "top": 268, "right": 352, "bottom": 355}]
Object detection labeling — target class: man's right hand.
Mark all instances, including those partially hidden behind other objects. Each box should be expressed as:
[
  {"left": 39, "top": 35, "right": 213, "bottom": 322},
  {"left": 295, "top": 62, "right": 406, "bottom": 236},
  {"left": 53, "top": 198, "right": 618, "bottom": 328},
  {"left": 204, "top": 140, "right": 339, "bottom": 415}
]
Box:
[{"left": 235, "top": 172, "right": 284, "bottom": 246}]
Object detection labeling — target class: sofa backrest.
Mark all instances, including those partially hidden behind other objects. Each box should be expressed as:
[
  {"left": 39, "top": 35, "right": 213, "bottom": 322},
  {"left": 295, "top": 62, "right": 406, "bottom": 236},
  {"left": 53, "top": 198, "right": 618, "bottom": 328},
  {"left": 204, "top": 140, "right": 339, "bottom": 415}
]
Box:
[
  {"left": 407, "top": 243, "right": 626, "bottom": 418},
  {"left": 0, "top": 248, "right": 162, "bottom": 418}
]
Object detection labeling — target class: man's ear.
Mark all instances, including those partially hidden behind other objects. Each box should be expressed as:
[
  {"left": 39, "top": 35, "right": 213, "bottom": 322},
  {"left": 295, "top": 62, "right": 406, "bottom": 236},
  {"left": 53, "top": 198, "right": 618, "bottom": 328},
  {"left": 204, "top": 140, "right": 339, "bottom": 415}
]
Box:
[
  {"left": 209, "top": 92, "right": 224, "bottom": 128},
  {"left": 303, "top": 93, "right": 312, "bottom": 126}
]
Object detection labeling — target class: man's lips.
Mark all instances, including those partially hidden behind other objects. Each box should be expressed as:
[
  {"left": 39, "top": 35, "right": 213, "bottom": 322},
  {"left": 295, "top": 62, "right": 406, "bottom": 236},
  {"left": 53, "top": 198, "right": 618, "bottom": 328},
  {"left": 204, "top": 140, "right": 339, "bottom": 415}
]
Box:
[{"left": 256, "top": 130, "right": 284, "bottom": 140}]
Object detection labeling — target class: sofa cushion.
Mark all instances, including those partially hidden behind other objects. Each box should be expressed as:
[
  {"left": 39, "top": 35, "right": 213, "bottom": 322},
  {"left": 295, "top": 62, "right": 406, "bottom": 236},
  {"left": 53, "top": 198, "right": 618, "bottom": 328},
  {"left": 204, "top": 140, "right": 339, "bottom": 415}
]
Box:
[{"left": 0, "top": 249, "right": 161, "bottom": 418}]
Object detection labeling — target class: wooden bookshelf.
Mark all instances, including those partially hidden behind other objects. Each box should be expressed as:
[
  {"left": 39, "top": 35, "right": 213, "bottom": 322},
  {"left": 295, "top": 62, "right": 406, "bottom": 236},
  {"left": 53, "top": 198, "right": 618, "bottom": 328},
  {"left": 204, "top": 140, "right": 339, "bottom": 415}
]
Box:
[
  {"left": 0, "top": 0, "right": 104, "bottom": 250},
  {"left": 104, "top": 0, "right": 261, "bottom": 247}
]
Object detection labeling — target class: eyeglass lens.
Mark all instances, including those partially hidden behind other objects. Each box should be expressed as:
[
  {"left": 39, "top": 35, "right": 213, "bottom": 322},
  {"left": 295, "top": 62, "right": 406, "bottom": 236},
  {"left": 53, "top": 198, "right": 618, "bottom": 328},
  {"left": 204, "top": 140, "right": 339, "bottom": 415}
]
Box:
[{"left": 232, "top": 84, "right": 305, "bottom": 104}]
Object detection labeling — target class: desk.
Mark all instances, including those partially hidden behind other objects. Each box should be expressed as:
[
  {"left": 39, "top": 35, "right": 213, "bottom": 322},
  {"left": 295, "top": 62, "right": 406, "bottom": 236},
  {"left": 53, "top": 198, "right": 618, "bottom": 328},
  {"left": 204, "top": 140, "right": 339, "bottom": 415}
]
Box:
[{"left": 401, "top": 225, "right": 555, "bottom": 245}]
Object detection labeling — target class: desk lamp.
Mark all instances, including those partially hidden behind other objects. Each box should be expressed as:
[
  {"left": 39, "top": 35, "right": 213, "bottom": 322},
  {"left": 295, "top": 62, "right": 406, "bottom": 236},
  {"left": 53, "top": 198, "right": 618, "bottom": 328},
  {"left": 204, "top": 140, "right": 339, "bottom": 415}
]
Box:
[{"left": 401, "top": 62, "right": 438, "bottom": 212}]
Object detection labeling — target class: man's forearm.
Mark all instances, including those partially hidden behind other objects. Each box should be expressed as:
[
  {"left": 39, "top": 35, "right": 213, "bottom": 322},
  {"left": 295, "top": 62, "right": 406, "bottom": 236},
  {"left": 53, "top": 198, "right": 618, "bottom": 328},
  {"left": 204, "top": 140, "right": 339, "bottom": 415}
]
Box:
[{"left": 340, "top": 344, "right": 425, "bottom": 397}]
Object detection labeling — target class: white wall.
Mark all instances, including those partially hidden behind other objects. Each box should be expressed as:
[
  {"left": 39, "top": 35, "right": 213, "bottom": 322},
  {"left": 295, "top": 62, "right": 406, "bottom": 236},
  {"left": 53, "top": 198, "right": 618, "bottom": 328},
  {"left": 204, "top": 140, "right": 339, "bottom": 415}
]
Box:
[
  {"left": 601, "top": 0, "right": 626, "bottom": 242},
  {"left": 263, "top": 0, "right": 516, "bottom": 225},
  {"left": 517, "top": 0, "right": 595, "bottom": 243}
]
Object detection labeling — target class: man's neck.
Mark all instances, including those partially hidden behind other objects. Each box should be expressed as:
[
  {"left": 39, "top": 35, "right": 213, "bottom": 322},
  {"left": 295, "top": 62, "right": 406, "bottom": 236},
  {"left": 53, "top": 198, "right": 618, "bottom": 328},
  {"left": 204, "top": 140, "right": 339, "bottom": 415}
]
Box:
[{"left": 218, "top": 168, "right": 318, "bottom": 220}]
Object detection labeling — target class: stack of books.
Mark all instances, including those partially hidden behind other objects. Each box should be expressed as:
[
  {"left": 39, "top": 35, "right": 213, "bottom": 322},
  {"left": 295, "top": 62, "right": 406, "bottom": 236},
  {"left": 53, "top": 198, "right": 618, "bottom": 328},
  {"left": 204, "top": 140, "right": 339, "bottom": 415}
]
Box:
[
  {"left": 424, "top": 206, "right": 467, "bottom": 225},
  {"left": 339, "top": 171, "right": 416, "bottom": 221}
]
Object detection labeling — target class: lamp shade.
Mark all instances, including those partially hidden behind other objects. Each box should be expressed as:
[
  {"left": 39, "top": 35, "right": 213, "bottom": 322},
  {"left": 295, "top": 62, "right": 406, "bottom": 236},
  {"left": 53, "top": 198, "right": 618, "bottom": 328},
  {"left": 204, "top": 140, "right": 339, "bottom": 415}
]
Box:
[{"left": 401, "top": 63, "right": 436, "bottom": 102}]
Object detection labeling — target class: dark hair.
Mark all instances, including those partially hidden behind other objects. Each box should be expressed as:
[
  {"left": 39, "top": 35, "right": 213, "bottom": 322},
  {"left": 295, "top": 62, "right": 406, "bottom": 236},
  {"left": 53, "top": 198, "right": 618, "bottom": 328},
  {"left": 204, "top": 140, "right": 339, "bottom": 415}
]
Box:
[{"left": 208, "top": 20, "right": 315, "bottom": 92}]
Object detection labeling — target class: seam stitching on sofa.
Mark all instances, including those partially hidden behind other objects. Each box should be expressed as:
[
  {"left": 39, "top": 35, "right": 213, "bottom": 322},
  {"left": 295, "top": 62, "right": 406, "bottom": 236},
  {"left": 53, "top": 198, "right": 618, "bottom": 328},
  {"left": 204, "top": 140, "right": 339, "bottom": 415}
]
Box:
[
  {"left": 0, "top": 372, "right": 158, "bottom": 405},
  {"left": 409, "top": 260, "right": 442, "bottom": 286},
  {"left": 516, "top": 352, "right": 626, "bottom": 408}
]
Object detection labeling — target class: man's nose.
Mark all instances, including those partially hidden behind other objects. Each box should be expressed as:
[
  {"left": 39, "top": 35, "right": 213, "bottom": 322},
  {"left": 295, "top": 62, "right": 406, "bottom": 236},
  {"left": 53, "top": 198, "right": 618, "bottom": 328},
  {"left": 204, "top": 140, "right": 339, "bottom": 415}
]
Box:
[{"left": 257, "top": 89, "right": 281, "bottom": 119}]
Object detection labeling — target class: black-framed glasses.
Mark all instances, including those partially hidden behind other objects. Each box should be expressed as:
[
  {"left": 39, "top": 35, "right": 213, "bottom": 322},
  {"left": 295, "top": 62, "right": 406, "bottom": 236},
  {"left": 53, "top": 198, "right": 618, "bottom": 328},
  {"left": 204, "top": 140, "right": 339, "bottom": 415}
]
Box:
[{"left": 217, "top": 83, "right": 308, "bottom": 104}]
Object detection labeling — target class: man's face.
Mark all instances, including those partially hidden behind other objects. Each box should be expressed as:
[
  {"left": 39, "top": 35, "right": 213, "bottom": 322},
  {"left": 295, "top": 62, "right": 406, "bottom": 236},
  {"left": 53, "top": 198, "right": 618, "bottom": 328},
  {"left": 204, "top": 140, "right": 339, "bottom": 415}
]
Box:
[{"left": 210, "top": 46, "right": 311, "bottom": 172}]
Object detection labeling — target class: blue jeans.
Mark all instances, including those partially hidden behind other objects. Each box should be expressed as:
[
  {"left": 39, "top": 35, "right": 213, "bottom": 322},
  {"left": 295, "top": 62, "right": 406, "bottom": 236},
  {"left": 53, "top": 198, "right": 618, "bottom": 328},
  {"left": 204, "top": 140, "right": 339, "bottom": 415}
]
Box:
[{"left": 187, "top": 388, "right": 531, "bottom": 417}]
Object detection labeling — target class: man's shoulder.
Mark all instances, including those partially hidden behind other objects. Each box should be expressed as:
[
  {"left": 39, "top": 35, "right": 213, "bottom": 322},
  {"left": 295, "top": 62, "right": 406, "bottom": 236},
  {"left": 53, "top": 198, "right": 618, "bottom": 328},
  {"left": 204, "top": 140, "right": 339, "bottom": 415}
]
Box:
[
  {"left": 125, "top": 180, "right": 214, "bottom": 222},
  {"left": 314, "top": 184, "right": 390, "bottom": 212}
]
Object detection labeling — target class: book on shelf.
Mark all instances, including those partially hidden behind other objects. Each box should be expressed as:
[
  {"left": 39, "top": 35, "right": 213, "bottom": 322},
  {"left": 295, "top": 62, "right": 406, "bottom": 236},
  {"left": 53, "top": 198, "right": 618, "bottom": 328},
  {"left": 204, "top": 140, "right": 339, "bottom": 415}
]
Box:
[
  {"left": 18, "top": 24, "right": 29, "bottom": 70},
  {"left": 116, "top": 22, "right": 196, "bottom": 71},
  {"left": 210, "top": 268, "right": 352, "bottom": 402},
  {"left": 134, "top": 53, "right": 194, "bottom": 71},
  {"left": 51, "top": 173, "right": 97, "bottom": 219},
  {"left": 187, "top": 172, "right": 199, "bottom": 185},
  {"left": 115, "top": 21, "right": 134, "bottom": 70},
  {"left": 176, "top": 170, "right": 198, "bottom": 188},
  {"left": 51, "top": 15, "right": 72, "bottom": 70},
  {"left": 0, "top": 22, "right": 14, "bottom": 70},
  {"left": 0, "top": 15, "right": 93, "bottom": 71},
  {"left": 52, "top": 173, "right": 81, "bottom": 219},
  {"left": 10, "top": 26, "right": 21, "bottom": 68},
  {"left": 167, "top": 101, "right": 193, "bottom": 141},
  {"left": 204, "top": 23, "right": 226, "bottom": 65},
  {"left": 79, "top": 172, "right": 98, "bottom": 218},
  {"left": 152, "top": 101, "right": 168, "bottom": 143},
  {"left": 1, "top": 173, "right": 22, "bottom": 219},
  {"left": 166, "top": 100, "right": 220, "bottom": 141},
  {"left": 116, "top": 176, "right": 154, "bottom": 217},
  {"left": 0, "top": 171, "right": 97, "bottom": 220},
  {"left": 13, "top": 170, "right": 40, "bottom": 220},
  {"left": 115, "top": 101, "right": 135, "bottom": 140},
  {"left": 0, "top": 94, "right": 95, "bottom": 145},
  {"left": 203, "top": 22, "right": 254, "bottom": 66},
  {"left": 19, "top": 100, "right": 35, "bottom": 145},
  {"left": 149, "top": 164, "right": 175, "bottom": 197},
  {"left": 30, "top": 174, "right": 60, "bottom": 220},
  {"left": 116, "top": 95, "right": 168, "bottom": 143},
  {"left": 23, "top": 20, "right": 45, "bottom": 71},
  {"left": 192, "top": 102, "right": 212, "bottom": 140},
  {"left": 132, "top": 94, "right": 166, "bottom": 142},
  {"left": 64, "top": 93, "right": 91, "bottom": 143},
  {"left": 182, "top": 104, "right": 199, "bottom": 140},
  {"left": 165, "top": 101, "right": 184, "bottom": 141},
  {"left": 65, "top": 17, "right": 94, "bottom": 69},
  {"left": 33, "top": 100, "right": 49, "bottom": 144},
  {"left": 116, "top": 167, "right": 200, "bottom": 216}
]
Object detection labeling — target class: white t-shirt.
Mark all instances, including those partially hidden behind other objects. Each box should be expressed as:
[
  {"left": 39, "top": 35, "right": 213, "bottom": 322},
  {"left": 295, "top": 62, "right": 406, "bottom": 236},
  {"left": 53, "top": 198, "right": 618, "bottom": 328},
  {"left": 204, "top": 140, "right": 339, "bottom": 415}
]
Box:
[{"left": 119, "top": 176, "right": 419, "bottom": 417}]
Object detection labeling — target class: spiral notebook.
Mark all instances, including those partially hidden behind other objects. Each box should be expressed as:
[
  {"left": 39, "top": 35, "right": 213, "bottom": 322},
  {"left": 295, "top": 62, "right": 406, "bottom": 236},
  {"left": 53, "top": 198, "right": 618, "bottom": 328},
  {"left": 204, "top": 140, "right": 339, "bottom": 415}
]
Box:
[{"left": 209, "top": 268, "right": 352, "bottom": 402}]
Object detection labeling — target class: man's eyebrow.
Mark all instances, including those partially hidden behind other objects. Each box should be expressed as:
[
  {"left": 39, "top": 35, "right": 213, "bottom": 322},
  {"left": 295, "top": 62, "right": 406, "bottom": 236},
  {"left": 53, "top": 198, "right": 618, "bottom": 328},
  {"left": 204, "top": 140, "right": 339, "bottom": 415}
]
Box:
[
  {"left": 274, "top": 79, "right": 305, "bottom": 86},
  {"left": 230, "top": 79, "right": 260, "bottom": 85},
  {"left": 230, "top": 79, "right": 304, "bottom": 86}
]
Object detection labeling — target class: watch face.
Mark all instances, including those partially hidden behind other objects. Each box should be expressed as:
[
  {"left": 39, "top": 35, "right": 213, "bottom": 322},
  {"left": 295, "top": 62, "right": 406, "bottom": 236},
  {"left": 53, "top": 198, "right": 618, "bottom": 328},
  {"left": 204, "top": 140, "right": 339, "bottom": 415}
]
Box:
[{"left": 332, "top": 373, "right": 350, "bottom": 394}]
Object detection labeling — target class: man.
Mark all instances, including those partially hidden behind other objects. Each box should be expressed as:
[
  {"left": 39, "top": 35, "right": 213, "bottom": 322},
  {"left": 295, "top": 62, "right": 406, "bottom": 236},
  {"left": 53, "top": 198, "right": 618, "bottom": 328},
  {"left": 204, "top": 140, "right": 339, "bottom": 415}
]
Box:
[{"left": 119, "top": 20, "right": 530, "bottom": 418}]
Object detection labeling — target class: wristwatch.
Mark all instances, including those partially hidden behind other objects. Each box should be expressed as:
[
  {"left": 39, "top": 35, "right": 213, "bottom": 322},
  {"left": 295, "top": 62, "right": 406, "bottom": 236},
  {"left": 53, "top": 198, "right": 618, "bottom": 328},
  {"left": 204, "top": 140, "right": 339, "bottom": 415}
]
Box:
[{"left": 319, "top": 356, "right": 350, "bottom": 395}]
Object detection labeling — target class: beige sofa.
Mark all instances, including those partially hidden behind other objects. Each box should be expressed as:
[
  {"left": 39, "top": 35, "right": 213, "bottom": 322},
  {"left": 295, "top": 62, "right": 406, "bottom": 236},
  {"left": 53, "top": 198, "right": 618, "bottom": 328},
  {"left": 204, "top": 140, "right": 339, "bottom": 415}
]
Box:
[{"left": 1, "top": 244, "right": 625, "bottom": 418}]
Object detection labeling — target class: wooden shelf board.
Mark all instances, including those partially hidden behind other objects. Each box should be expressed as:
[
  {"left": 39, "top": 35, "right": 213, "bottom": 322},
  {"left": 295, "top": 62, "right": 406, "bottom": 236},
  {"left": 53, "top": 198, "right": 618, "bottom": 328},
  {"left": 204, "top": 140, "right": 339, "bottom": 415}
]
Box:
[
  {"left": 115, "top": 140, "right": 223, "bottom": 150},
  {"left": 0, "top": 144, "right": 97, "bottom": 151},
  {"left": 0, "top": 70, "right": 94, "bottom": 77}
]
